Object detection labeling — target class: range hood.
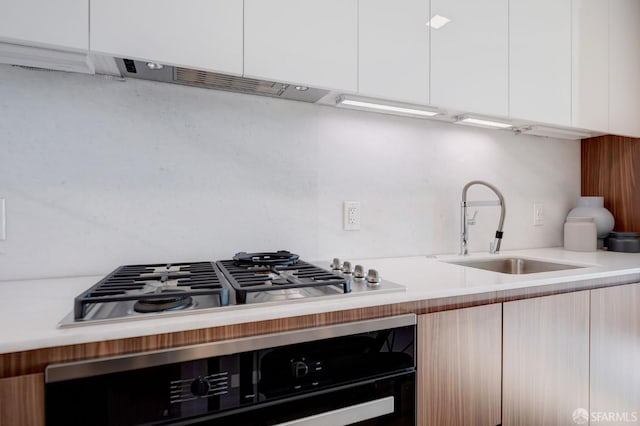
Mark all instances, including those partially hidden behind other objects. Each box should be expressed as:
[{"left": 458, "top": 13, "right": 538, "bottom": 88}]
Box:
[{"left": 115, "top": 58, "right": 328, "bottom": 103}]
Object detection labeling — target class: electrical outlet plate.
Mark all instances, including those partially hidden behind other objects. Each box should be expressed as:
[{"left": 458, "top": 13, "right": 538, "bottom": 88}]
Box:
[
  {"left": 0, "top": 198, "right": 5, "bottom": 240},
  {"left": 533, "top": 203, "right": 544, "bottom": 226},
  {"left": 343, "top": 201, "right": 361, "bottom": 231}
]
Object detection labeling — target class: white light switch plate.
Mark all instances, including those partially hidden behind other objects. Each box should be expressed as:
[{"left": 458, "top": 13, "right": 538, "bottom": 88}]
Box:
[
  {"left": 533, "top": 203, "right": 544, "bottom": 226},
  {"left": 0, "top": 199, "right": 5, "bottom": 240}
]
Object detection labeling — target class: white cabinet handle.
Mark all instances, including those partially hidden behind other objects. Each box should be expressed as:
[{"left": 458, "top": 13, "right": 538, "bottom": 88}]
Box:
[{"left": 274, "top": 396, "right": 395, "bottom": 426}]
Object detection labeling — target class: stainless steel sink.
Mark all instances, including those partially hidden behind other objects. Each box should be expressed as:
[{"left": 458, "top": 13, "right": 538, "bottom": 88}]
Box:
[{"left": 445, "top": 257, "right": 585, "bottom": 274}]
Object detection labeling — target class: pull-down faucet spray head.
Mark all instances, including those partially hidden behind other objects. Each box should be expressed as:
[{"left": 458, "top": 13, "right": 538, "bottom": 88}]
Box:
[{"left": 460, "top": 181, "right": 506, "bottom": 255}]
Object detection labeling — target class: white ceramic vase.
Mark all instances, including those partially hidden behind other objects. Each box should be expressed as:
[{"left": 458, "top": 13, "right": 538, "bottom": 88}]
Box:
[{"left": 567, "top": 196, "right": 615, "bottom": 240}]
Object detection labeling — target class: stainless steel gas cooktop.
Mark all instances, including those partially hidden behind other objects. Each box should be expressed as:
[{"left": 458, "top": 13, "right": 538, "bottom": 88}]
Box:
[{"left": 58, "top": 251, "right": 405, "bottom": 327}]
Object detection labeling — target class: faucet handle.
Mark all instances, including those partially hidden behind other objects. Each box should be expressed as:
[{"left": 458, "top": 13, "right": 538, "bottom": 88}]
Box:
[{"left": 466, "top": 210, "right": 478, "bottom": 226}]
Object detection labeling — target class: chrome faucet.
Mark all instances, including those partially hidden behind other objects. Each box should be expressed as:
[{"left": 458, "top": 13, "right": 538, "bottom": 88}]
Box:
[{"left": 460, "top": 180, "right": 506, "bottom": 255}]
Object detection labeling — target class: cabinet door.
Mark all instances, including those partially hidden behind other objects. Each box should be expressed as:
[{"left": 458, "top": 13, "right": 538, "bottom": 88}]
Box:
[
  {"left": 431, "top": 0, "right": 508, "bottom": 116},
  {"left": 503, "top": 291, "right": 589, "bottom": 426},
  {"left": 591, "top": 283, "right": 640, "bottom": 420},
  {"left": 244, "top": 0, "right": 357, "bottom": 92},
  {"left": 0, "top": 0, "right": 88, "bottom": 50},
  {"left": 609, "top": 0, "right": 640, "bottom": 137},
  {"left": 510, "top": 0, "right": 571, "bottom": 126},
  {"left": 90, "top": 0, "right": 242, "bottom": 75},
  {"left": 572, "top": 0, "right": 609, "bottom": 132},
  {"left": 0, "top": 373, "right": 45, "bottom": 426},
  {"left": 359, "top": 0, "right": 429, "bottom": 105},
  {"left": 418, "top": 304, "right": 502, "bottom": 426}
]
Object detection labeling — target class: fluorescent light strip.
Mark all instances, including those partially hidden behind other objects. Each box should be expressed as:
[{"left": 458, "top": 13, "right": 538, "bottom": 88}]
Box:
[
  {"left": 519, "top": 126, "right": 592, "bottom": 140},
  {"left": 338, "top": 97, "right": 440, "bottom": 117},
  {"left": 457, "top": 116, "right": 513, "bottom": 129}
]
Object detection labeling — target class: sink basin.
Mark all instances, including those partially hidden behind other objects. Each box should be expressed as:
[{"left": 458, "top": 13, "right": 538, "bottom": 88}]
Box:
[{"left": 445, "top": 257, "right": 585, "bottom": 275}]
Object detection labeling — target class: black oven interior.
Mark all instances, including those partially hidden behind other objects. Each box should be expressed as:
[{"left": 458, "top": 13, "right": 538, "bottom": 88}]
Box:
[{"left": 45, "top": 316, "right": 416, "bottom": 425}]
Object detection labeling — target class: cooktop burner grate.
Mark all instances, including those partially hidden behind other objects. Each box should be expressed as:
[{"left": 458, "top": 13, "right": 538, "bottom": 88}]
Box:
[
  {"left": 74, "top": 262, "right": 229, "bottom": 320},
  {"left": 216, "top": 260, "right": 351, "bottom": 304},
  {"left": 232, "top": 250, "right": 300, "bottom": 266}
]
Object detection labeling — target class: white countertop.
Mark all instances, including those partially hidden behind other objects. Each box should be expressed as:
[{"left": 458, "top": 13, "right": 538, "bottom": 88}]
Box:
[{"left": 2, "top": 247, "right": 640, "bottom": 354}]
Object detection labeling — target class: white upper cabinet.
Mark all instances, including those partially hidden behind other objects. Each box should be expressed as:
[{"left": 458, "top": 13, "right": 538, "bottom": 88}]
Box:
[
  {"left": 609, "top": 0, "right": 640, "bottom": 137},
  {"left": 0, "top": 0, "right": 88, "bottom": 50},
  {"left": 572, "top": 0, "right": 609, "bottom": 132},
  {"left": 358, "top": 0, "right": 429, "bottom": 105},
  {"left": 244, "top": 0, "right": 357, "bottom": 92},
  {"left": 510, "top": 0, "right": 572, "bottom": 126},
  {"left": 430, "top": 0, "right": 508, "bottom": 116},
  {"left": 90, "top": 0, "right": 243, "bottom": 75}
]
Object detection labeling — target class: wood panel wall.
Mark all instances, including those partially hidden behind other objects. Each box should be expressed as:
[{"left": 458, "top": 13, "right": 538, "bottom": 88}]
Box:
[{"left": 582, "top": 135, "right": 640, "bottom": 232}]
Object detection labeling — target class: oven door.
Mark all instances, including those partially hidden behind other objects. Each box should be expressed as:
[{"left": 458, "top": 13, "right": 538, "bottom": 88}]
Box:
[
  {"left": 174, "top": 372, "right": 415, "bottom": 426},
  {"left": 46, "top": 315, "right": 416, "bottom": 426}
]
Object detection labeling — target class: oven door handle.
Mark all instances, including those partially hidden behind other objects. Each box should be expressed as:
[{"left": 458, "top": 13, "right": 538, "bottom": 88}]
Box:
[{"left": 274, "top": 396, "right": 395, "bottom": 426}]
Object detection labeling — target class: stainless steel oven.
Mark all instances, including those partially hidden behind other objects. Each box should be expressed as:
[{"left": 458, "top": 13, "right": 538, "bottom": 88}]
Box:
[{"left": 45, "top": 315, "right": 416, "bottom": 425}]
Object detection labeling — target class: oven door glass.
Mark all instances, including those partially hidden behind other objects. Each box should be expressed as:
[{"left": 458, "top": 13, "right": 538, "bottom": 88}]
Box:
[{"left": 179, "top": 372, "right": 415, "bottom": 426}]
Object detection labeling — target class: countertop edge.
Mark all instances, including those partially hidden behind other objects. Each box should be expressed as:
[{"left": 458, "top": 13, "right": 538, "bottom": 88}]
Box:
[{"left": 2, "top": 268, "right": 639, "bottom": 379}]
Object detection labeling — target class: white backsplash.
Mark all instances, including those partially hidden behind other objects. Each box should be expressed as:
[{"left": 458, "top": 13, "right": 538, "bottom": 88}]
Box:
[{"left": 0, "top": 64, "right": 580, "bottom": 280}]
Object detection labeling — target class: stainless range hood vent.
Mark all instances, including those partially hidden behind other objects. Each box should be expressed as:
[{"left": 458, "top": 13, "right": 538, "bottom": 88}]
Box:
[
  {"left": 175, "top": 67, "right": 287, "bottom": 96},
  {"left": 116, "top": 58, "right": 328, "bottom": 102}
]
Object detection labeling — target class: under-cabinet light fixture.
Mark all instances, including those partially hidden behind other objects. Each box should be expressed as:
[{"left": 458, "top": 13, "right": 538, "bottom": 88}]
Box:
[
  {"left": 455, "top": 115, "right": 513, "bottom": 130},
  {"left": 336, "top": 95, "right": 442, "bottom": 119},
  {"left": 518, "top": 126, "right": 592, "bottom": 140},
  {"left": 426, "top": 14, "right": 452, "bottom": 29}
]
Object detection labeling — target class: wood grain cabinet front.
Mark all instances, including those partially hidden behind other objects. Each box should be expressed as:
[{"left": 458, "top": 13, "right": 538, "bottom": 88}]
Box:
[
  {"left": 417, "top": 304, "right": 502, "bottom": 426},
  {"left": 590, "top": 283, "right": 640, "bottom": 420},
  {"left": 503, "top": 291, "right": 590, "bottom": 426},
  {"left": 0, "top": 373, "right": 44, "bottom": 426}
]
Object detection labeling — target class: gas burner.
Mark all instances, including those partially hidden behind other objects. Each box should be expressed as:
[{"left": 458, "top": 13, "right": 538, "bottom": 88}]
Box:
[
  {"left": 61, "top": 254, "right": 407, "bottom": 327},
  {"left": 133, "top": 290, "right": 194, "bottom": 313},
  {"left": 72, "top": 262, "right": 229, "bottom": 321},
  {"left": 217, "top": 259, "right": 350, "bottom": 304},
  {"left": 232, "top": 251, "right": 300, "bottom": 266}
]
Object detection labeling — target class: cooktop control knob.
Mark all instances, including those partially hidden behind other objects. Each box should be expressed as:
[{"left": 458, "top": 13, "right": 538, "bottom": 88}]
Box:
[
  {"left": 190, "top": 378, "right": 210, "bottom": 397},
  {"left": 331, "top": 258, "right": 342, "bottom": 271},
  {"left": 366, "top": 269, "right": 381, "bottom": 286},
  {"left": 342, "top": 261, "right": 353, "bottom": 274},
  {"left": 353, "top": 265, "right": 365, "bottom": 279},
  {"left": 291, "top": 360, "right": 309, "bottom": 379}
]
